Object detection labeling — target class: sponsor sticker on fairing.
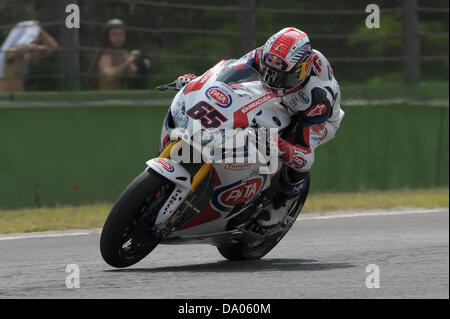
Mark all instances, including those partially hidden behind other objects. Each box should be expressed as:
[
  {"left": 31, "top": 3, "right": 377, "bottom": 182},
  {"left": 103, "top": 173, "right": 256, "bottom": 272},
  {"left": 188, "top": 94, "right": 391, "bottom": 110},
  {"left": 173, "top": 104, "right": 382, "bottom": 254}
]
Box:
[
  {"left": 211, "top": 175, "right": 267, "bottom": 211},
  {"left": 241, "top": 94, "right": 272, "bottom": 113},
  {"left": 218, "top": 177, "right": 264, "bottom": 207},
  {"left": 157, "top": 159, "right": 174, "bottom": 172},
  {"left": 233, "top": 93, "right": 273, "bottom": 127},
  {"left": 205, "top": 86, "right": 232, "bottom": 108},
  {"left": 224, "top": 163, "right": 253, "bottom": 170}
]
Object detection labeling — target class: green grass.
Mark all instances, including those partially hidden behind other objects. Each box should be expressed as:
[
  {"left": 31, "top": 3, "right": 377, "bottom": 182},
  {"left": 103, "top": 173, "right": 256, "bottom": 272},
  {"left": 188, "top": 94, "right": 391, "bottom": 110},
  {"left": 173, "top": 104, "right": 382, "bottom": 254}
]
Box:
[
  {"left": 0, "top": 188, "right": 447, "bottom": 234},
  {"left": 303, "top": 188, "right": 449, "bottom": 212},
  {"left": 0, "top": 203, "right": 112, "bottom": 234}
]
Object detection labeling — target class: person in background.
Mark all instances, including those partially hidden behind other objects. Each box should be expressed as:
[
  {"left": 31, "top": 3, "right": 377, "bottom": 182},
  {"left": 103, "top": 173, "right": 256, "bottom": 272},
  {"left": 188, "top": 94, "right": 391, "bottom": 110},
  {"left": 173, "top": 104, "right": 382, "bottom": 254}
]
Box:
[
  {"left": 92, "top": 19, "right": 151, "bottom": 90},
  {"left": 0, "top": 20, "right": 59, "bottom": 93}
]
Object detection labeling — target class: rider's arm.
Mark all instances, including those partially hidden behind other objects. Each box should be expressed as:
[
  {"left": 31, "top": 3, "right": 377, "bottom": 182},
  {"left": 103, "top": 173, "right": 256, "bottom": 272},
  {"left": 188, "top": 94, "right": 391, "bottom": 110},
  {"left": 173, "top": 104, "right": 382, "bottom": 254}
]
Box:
[
  {"left": 276, "top": 86, "right": 341, "bottom": 172},
  {"left": 302, "top": 80, "right": 345, "bottom": 150},
  {"left": 295, "top": 87, "right": 334, "bottom": 148},
  {"left": 319, "top": 108, "right": 345, "bottom": 146},
  {"left": 235, "top": 47, "right": 262, "bottom": 69}
]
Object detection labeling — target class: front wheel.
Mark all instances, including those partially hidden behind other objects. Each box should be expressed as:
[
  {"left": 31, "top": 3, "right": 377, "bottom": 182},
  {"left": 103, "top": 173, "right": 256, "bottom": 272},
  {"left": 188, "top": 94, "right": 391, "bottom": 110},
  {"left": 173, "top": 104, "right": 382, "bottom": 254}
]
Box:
[{"left": 100, "top": 170, "right": 173, "bottom": 268}]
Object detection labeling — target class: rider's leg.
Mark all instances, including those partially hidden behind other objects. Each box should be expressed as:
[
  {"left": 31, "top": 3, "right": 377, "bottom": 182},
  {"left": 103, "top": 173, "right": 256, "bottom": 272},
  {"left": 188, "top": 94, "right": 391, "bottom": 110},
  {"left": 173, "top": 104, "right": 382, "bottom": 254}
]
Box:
[{"left": 257, "top": 166, "right": 310, "bottom": 227}]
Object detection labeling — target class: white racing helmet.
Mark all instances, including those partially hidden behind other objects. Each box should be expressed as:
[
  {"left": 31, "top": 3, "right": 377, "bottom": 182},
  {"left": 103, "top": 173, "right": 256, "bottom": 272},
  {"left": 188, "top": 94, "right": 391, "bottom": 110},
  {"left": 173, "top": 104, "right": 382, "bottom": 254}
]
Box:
[{"left": 259, "top": 27, "right": 314, "bottom": 90}]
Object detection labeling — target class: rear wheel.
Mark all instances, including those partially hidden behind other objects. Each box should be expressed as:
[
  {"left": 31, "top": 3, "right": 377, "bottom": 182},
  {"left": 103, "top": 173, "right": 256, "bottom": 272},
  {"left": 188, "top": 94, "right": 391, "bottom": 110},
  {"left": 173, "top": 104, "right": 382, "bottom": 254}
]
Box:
[
  {"left": 100, "top": 170, "right": 173, "bottom": 268},
  {"left": 217, "top": 174, "right": 310, "bottom": 261}
]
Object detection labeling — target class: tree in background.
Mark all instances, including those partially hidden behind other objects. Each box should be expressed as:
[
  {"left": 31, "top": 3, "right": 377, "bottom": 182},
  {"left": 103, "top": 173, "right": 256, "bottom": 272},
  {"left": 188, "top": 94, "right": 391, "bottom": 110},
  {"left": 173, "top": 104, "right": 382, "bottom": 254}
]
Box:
[{"left": 0, "top": 0, "right": 448, "bottom": 91}]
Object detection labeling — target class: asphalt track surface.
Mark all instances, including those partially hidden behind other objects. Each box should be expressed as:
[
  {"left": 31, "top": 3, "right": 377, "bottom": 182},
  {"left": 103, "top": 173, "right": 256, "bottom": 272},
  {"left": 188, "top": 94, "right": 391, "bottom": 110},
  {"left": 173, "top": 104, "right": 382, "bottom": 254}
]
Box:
[{"left": 0, "top": 208, "right": 448, "bottom": 299}]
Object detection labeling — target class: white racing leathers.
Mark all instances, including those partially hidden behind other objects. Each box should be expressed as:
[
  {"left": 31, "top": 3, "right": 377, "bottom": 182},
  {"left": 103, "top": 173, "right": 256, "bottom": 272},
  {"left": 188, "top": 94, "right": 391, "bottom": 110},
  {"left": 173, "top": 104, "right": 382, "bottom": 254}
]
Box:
[
  {"left": 278, "top": 49, "right": 345, "bottom": 172},
  {"left": 261, "top": 49, "right": 345, "bottom": 225}
]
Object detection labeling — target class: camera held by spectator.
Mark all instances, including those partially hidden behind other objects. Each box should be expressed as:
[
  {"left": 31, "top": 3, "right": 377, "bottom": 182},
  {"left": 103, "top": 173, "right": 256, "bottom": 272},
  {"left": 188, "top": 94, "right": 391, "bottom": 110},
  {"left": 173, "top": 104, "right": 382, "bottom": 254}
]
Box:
[{"left": 92, "top": 19, "right": 151, "bottom": 90}]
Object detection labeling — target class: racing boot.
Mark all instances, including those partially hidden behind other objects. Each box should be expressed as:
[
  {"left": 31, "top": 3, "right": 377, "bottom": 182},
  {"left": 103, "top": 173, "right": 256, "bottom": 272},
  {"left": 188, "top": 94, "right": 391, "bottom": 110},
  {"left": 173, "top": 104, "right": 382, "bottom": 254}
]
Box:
[{"left": 257, "top": 167, "right": 309, "bottom": 227}]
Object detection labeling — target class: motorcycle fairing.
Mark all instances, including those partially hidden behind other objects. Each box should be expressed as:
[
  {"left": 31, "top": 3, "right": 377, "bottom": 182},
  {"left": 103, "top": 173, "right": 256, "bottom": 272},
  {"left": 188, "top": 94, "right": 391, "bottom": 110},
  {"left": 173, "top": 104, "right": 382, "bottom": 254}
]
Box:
[{"left": 152, "top": 59, "right": 291, "bottom": 240}]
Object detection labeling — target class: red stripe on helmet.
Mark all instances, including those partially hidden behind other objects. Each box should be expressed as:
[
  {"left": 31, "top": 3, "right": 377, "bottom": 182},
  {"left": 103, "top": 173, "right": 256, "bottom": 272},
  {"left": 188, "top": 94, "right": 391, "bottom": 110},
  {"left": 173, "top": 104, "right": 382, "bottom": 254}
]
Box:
[{"left": 270, "top": 29, "right": 307, "bottom": 57}]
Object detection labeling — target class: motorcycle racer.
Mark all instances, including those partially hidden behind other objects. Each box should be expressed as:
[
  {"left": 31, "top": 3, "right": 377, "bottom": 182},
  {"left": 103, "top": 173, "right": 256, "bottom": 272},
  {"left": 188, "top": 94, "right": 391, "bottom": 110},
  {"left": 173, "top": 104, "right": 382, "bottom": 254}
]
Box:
[{"left": 175, "top": 27, "right": 345, "bottom": 227}]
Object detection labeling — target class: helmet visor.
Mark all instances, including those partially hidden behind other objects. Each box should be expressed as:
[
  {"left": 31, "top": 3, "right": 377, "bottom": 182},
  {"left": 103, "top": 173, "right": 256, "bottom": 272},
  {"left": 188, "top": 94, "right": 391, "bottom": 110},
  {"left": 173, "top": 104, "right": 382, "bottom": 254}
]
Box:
[{"left": 260, "top": 65, "right": 302, "bottom": 89}]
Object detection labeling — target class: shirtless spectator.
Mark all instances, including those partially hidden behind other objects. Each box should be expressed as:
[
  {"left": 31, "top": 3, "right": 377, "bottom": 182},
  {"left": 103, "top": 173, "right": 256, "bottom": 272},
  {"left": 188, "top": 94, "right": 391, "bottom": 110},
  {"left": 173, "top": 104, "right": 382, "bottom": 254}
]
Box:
[
  {"left": 0, "top": 21, "right": 59, "bottom": 93},
  {"left": 92, "top": 19, "right": 151, "bottom": 90}
]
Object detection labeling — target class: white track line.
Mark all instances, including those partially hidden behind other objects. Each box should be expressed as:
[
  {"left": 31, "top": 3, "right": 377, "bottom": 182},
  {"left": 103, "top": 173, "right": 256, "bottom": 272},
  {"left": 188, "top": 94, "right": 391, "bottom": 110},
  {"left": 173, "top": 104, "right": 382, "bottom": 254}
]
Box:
[
  {"left": 0, "top": 229, "right": 101, "bottom": 241},
  {"left": 0, "top": 208, "right": 447, "bottom": 241},
  {"left": 298, "top": 208, "right": 448, "bottom": 222}
]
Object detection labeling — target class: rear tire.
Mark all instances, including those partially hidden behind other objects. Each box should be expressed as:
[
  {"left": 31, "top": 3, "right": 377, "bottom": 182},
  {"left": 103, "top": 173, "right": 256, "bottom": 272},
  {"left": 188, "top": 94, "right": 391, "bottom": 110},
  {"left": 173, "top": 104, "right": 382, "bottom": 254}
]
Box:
[
  {"left": 217, "top": 235, "right": 282, "bottom": 261},
  {"left": 100, "top": 170, "right": 171, "bottom": 268},
  {"left": 217, "top": 243, "right": 248, "bottom": 261},
  {"left": 217, "top": 173, "right": 310, "bottom": 261}
]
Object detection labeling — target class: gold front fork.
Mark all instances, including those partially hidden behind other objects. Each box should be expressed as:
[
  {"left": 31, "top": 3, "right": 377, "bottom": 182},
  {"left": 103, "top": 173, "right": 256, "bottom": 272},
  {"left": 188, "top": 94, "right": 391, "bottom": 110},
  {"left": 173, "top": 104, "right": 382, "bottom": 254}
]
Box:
[
  {"left": 159, "top": 140, "right": 179, "bottom": 159},
  {"left": 191, "top": 163, "right": 212, "bottom": 192}
]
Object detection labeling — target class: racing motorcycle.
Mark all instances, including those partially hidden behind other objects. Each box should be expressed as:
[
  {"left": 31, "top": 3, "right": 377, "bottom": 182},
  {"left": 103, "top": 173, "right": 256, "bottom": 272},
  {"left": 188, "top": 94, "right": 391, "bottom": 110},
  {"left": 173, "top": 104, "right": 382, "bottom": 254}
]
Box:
[{"left": 100, "top": 59, "right": 310, "bottom": 268}]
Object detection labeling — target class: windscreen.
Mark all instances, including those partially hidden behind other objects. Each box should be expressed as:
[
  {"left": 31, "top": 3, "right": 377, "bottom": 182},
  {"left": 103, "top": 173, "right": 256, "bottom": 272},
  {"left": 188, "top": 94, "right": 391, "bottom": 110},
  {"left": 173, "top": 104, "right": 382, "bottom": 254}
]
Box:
[{"left": 216, "top": 59, "right": 261, "bottom": 85}]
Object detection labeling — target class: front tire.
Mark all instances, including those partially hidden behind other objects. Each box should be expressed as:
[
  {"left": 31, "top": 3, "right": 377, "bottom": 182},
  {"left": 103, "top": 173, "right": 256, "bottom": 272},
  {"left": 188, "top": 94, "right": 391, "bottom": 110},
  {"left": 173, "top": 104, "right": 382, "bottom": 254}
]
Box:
[{"left": 100, "top": 170, "right": 172, "bottom": 268}]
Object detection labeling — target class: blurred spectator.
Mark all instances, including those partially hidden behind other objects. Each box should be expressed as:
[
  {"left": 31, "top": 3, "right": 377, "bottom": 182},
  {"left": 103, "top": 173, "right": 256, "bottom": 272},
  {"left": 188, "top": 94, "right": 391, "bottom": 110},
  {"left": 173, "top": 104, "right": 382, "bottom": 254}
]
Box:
[
  {"left": 0, "top": 21, "right": 59, "bottom": 93},
  {"left": 92, "top": 19, "right": 151, "bottom": 90}
]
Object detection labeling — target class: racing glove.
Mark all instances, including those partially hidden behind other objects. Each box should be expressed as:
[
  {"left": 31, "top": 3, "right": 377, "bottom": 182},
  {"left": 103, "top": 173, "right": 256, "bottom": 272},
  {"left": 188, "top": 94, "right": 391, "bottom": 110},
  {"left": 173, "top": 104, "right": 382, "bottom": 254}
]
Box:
[
  {"left": 175, "top": 73, "right": 197, "bottom": 89},
  {"left": 269, "top": 136, "right": 310, "bottom": 170}
]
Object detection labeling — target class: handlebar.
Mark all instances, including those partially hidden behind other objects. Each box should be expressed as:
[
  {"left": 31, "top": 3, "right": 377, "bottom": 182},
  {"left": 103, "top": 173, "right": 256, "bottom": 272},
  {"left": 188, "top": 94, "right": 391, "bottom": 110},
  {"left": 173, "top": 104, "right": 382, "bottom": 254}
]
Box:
[{"left": 156, "top": 81, "right": 180, "bottom": 91}]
